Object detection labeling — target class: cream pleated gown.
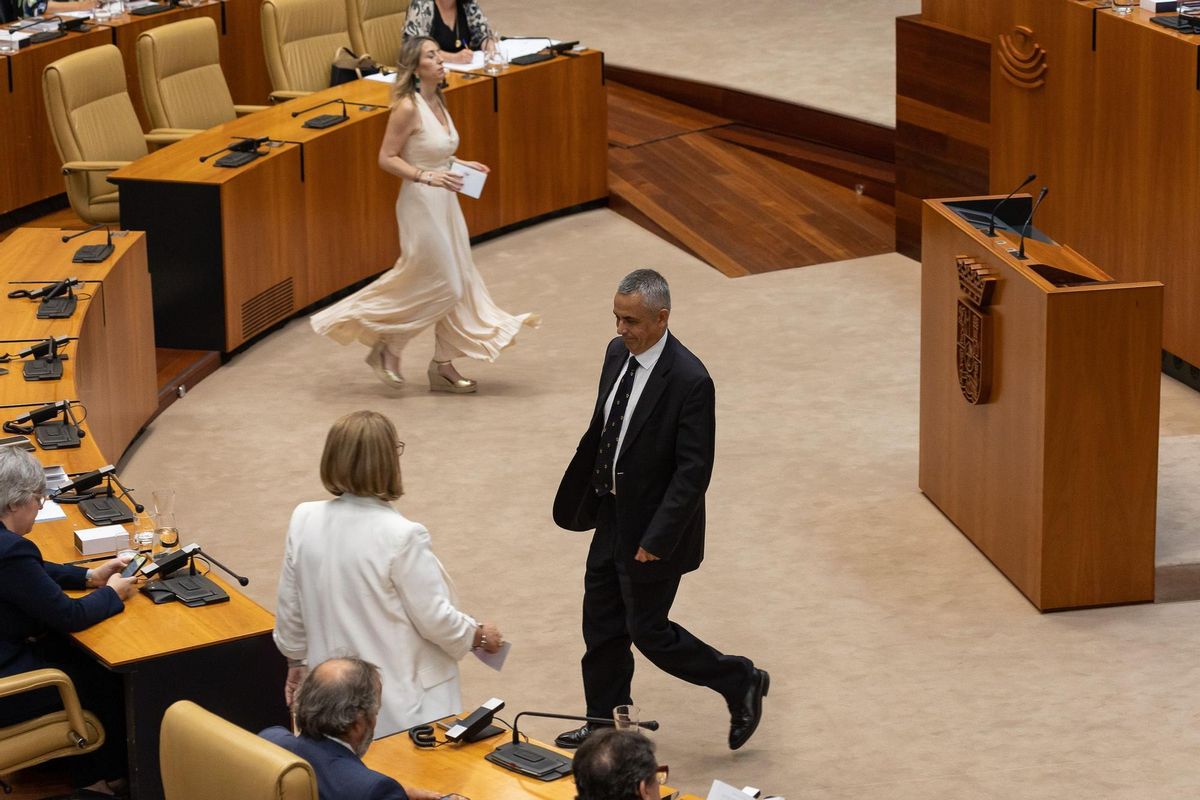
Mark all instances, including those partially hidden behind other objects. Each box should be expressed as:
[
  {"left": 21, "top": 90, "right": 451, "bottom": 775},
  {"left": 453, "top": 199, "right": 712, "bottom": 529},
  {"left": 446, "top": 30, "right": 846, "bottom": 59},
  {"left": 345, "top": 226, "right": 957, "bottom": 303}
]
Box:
[{"left": 311, "top": 93, "right": 537, "bottom": 362}]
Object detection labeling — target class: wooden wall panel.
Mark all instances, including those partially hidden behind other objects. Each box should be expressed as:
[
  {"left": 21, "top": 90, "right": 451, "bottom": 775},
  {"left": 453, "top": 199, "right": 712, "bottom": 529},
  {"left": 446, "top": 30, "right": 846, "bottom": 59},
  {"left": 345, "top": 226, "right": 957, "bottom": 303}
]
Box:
[
  {"left": 895, "top": 16, "right": 991, "bottom": 259},
  {"left": 921, "top": 0, "right": 1010, "bottom": 41},
  {"left": 220, "top": 0, "right": 274, "bottom": 106}
]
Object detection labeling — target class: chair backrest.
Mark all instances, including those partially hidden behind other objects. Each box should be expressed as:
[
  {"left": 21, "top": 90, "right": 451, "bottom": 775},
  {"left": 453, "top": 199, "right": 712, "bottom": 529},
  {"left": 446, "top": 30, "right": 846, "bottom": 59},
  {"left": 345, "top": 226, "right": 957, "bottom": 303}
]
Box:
[
  {"left": 42, "top": 44, "right": 147, "bottom": 223},
  {"left": 137, "top": 17, "right": 236, "bottom": 131},
  {"left": 261, "top": 0, "right": 352, "bottom": 94},
  {"left": 160, "top": 701, "right": 318, "bottom": 800},
  {"left": 346, "top": 0, "right": 407, "bottom": 66}
]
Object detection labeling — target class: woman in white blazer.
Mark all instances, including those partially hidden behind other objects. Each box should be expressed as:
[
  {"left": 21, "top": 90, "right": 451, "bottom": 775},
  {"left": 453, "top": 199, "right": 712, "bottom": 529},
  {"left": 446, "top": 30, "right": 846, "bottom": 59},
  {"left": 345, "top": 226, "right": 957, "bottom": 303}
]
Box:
[{"left": 273, "top": 410, "right": 503, "bottom": 737}]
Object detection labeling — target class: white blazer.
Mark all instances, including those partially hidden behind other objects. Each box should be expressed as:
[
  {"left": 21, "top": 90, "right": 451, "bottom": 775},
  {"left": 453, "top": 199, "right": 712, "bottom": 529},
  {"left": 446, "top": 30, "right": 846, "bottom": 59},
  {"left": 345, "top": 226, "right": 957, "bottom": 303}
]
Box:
[{"left": 274, "top": 494, "right": 477, "bottom": 736}]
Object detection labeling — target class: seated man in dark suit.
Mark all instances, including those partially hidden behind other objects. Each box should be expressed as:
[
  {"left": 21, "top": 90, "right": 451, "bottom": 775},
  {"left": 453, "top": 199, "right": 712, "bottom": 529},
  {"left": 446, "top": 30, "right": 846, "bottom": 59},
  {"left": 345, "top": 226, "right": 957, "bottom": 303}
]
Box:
[
  {"left": 573, "top": 728, "right": 666, "bottom": 800},
  {"left": 260, "top": 657, "right": 463, "bottom": 800}
]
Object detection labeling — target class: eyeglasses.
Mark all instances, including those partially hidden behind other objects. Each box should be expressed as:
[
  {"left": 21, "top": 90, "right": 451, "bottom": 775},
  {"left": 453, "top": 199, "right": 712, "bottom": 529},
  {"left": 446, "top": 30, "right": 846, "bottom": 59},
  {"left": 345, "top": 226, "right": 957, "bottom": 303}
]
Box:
[
  {"left": 655, "top": 765, "right": 669, "bottom": 785},
  {"left": 396, "top": 441, "right": 405, "bottom": 455},
  {"left": 30, "top": 495, "right": 45, "bottom": 509}
]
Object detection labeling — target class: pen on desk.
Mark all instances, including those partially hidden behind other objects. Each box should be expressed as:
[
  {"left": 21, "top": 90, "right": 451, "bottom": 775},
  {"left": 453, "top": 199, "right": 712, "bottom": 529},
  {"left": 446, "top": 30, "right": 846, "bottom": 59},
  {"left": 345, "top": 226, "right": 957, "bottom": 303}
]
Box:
[{"left": 65, "top": 554, "right": 119, "bottom": 566}]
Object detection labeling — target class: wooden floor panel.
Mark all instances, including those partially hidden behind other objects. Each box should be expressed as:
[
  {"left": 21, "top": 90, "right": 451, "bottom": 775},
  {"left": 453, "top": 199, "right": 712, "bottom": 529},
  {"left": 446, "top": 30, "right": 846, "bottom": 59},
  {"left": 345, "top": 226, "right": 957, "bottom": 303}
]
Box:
[
  {"left": 607, "top": 82, "right": 729, "bottom": 148},
  {"left": 609, "top": 132, "right": 894, "bottom": 276}
]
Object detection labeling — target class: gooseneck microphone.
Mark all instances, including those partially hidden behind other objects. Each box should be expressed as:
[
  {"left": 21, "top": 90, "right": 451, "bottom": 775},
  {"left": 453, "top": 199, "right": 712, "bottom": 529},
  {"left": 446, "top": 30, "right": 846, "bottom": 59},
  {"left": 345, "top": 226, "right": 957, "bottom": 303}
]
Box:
[
  {"left": 63, "top": 224, "right": 113, "bottom": 263},
  {"left": 1018, "top": 186, "right": 1050, "bottom": 260},
  {"left": 988, "top": 172, "right": 1037, "bottom": 237},
  {"left": 485, "top": 711, "right": 660, "bottom": 781}
]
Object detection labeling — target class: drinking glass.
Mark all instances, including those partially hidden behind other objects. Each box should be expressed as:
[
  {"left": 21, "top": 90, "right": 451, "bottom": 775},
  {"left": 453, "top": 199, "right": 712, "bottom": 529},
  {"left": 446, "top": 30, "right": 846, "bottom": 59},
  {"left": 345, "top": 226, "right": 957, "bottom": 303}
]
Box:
[
  {"left": 1112, "top": 0, "right": 1135, "bottom": 13},
  {"left": 0, "top": 36, "right": 16, "bottom": 54},
  {"left": 483, "top": 41, "right": 506, "bottom": 75},
  {"left": 154, "top": 511, "right": 179, "bottom": 550},
  {"left": 131, "top": 517, "right": 156, "bottom": 554},
  {"left": 613, "top": 704, "right": 641, "bottom": 731}
]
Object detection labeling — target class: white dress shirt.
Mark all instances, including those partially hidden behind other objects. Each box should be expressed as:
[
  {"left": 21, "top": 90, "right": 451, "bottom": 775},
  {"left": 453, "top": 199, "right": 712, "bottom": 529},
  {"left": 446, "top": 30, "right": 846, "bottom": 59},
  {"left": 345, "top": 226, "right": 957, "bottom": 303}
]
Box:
[{"left": 602, "top": 330, "right": 669, "bottom": 492}]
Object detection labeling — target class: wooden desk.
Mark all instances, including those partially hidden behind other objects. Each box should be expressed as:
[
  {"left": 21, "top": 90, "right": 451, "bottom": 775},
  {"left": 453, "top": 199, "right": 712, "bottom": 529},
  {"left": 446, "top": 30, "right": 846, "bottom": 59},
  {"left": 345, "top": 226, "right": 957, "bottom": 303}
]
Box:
[
  {"left": 901, "top": 0, "right": 1200, "bottom": 371},
  {"left": 0, "top": 228, "right": 285, "bottom": 799},
  {"left": 110, "top": 53, "right": 607, "bottom": 352},
  {"left": 364, "top": 722, "right": 697, "bottom": 800},
  {"left": 919, "top": 197, "right": 1162, "bottom": 610}
]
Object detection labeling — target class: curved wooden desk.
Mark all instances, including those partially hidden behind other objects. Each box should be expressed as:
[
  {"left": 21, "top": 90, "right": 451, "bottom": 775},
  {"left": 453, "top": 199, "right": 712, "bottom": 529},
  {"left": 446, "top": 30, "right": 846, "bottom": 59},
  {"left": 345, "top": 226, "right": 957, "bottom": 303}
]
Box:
[
  {"left": 0, "top": 227, "right": 284, "bottom": 798},
  {"left": 109, "top": 52, "right": 608, "bottom": 352}
]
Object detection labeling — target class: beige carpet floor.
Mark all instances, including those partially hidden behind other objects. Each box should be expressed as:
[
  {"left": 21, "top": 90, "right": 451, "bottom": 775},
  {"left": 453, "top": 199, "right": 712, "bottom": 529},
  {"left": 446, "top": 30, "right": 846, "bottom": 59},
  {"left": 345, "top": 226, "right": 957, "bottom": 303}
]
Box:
[
  {"left": 481, "top": 0, "right": 919, "bottom": 128},
  {"left": 119, "top": 209, "right": 1200, "bottom": 798}
]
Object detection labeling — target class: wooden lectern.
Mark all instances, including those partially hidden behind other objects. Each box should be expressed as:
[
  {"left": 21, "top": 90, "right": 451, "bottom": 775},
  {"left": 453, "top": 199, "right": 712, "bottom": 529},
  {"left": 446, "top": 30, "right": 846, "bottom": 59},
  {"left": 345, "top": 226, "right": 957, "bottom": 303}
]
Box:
[{"left": 919, "top": 197, "right": 1162, "bottom": 611}]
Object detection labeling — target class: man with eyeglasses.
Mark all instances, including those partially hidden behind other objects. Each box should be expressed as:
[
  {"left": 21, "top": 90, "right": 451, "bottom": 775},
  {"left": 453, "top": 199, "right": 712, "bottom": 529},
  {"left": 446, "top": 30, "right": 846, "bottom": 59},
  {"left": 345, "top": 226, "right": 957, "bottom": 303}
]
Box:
[{"left": 573, "top": 727, "right": 669, "bottom": 800}]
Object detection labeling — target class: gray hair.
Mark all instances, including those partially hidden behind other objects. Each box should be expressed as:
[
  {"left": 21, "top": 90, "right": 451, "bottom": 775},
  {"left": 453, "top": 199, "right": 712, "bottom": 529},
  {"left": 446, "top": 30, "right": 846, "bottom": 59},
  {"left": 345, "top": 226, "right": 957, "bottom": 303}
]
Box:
[
  {"left": 0, "top": 447, "right": 46, "bottom": 511},
  {"left": 294, "top": 657, "right": 382, "bottom": 739},
  {"left": 617, "top": 269, "right": 671, "bottom": 312}
]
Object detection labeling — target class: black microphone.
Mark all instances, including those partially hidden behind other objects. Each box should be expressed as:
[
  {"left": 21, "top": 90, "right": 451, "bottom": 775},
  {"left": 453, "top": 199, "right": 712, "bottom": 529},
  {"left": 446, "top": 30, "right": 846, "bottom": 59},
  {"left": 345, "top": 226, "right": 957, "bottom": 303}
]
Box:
[
  {"left": 16, "top": 336, "right": 71, "bottom": 359},
  {"left": 199, "top": 136, "right": 270, "bottom": 163},
  {"left": 485, "top": 710, "right": 660, "bottom": 780},
  {"left": 52, "top": 465, "right": 115, "bottom": 497},
  {"left": 988, "top": 172, "right": 1037, "bottom": 237},
  {"left": 1018, "top": 186, "right": 1050, "bottom": 260},
  {"left": 7, "top": 400, "right": 69, "bottom": 426},
  {"left": 192, "top": 546, "right": 250, "bottom": 586},
  {"left": 62, "top": 223, "right": 113, "bottom": 263},
  {"left": 61, "top": 224, "right": 104, "bottom": 244}
]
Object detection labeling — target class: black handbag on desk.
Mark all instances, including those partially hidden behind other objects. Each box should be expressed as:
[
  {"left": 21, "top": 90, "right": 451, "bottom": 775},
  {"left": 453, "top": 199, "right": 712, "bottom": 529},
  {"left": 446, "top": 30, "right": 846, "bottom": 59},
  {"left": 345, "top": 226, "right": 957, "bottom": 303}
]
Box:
[{"left": 330, "top": 46, "right": 379, "bottom": 86}]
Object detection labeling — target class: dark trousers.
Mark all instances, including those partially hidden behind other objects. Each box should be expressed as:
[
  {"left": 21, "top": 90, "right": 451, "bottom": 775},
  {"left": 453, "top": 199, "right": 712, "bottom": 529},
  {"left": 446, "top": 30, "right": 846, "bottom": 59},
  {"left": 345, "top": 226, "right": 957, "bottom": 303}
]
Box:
[
  {"left": 580, "top": 498, "right": 750, "bottom": 719},
  {"left": 0, "top": 635, "right": 127, "bottom": 786}
]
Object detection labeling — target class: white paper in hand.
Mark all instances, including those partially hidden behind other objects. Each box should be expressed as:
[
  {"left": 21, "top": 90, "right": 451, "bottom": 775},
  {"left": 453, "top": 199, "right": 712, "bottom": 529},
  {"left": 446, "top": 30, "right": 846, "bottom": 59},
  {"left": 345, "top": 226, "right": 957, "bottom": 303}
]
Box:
[
  {"left": 472, "top": 640, "right": 511, "bottom": 671},
  {"left": 707, "top": 780, "right": 757, "bottom": 800},
  {"left": 450, "top": 161, "right": 488, "bottom": 199}
]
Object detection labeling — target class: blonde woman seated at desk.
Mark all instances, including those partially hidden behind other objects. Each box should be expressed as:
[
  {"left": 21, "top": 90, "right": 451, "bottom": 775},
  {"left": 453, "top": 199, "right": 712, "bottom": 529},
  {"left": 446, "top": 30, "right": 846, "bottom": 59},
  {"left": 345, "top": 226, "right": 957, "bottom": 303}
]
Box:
[{"left": 273, "top": 409, "right": 504, "bottom": 737}]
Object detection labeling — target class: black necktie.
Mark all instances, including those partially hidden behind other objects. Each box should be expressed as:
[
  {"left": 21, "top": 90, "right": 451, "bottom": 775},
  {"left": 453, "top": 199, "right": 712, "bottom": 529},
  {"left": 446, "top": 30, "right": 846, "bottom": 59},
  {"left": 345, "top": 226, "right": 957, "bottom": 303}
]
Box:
[{"left": 593, "top": 356, "right": 639, "bottom": 496}]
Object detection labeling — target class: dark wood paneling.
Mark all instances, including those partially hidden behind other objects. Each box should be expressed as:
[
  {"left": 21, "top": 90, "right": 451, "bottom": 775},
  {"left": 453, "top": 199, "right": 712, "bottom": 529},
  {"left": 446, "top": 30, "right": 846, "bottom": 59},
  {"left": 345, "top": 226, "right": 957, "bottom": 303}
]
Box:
[
  {"left": 895, "top": 15, "right": 991, "bottom": 259},
  {"left": 607, "top": 81, "right": 727, "bottom": 147}
]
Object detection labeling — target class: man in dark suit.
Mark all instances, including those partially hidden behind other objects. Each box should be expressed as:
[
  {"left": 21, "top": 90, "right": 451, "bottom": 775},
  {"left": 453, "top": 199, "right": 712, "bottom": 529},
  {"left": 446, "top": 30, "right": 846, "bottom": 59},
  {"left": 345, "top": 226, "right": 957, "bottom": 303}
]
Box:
[
  {"left": 260, "top": 657, "right": 463, "bottom": 800},
  {"left": 553, "top": 269, "right": 768, "bottom": 751}
]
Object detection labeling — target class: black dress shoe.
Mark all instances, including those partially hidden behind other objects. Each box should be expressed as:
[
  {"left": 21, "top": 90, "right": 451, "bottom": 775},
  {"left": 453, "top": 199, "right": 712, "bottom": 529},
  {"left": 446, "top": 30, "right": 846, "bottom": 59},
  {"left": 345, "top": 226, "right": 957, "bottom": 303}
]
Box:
[
  {"left": 728, "top": 668, "right": 769, "bottom": 750},
  {"left": 554, "top": 723, "right": 598, "bottom": 749}
]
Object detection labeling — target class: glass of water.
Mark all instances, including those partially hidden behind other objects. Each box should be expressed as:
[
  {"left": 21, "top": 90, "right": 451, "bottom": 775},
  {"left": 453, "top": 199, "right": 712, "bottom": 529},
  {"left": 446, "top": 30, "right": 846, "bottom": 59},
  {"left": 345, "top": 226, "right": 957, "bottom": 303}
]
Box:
[
  {"left": 0, "top": 36, "right": 16, "bottom": 54},
  {"left": 1112, "top": 0, "right": 1136, "bottom": 12},
  {"left": 483, "top": 35, "right": 506, "bottom": 75}
]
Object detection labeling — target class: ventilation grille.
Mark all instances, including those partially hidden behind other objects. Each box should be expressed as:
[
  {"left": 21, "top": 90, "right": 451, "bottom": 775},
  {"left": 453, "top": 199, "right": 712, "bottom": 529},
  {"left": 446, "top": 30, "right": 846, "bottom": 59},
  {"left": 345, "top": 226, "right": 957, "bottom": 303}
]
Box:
[{"left": 241, "top": 278, "right": 294, "bottom": 341}]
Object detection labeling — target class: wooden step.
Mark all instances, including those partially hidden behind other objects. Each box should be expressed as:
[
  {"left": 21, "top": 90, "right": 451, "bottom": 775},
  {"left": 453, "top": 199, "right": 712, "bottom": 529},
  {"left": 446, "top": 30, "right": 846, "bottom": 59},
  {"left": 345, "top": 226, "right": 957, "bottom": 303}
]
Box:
[
  {"left": 707, "top": 124, "right": 895, "bottom": 205},
  {"left": 608, "top": 132, "right": 894, "bottom": 277},
  {"left": 607, "top": 82, "right": 728, "bottom": 148}
]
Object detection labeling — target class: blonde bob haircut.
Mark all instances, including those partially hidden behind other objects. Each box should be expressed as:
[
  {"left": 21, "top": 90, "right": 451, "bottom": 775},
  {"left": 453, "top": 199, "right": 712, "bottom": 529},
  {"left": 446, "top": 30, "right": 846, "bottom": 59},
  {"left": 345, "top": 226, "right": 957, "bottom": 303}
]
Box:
[{"left": 320, "top": 410, "right": 403, "bottom": 501}]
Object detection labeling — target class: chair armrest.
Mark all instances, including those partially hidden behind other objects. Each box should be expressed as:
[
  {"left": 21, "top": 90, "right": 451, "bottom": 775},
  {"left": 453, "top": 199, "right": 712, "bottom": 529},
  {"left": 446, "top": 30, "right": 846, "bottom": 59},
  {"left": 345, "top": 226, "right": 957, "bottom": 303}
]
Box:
[
  {"left": 146, "top": 129, "right": 201, "bottom": 146},
  {"left": 269, "top": 90, "right": 312, "bottom": 103},
  {"left": 61, "top": 160, "right": 132, "bottom": 174},
  {"left": 233, "top": 104, "right": 270, "bottom": 116},
  {"left": 0, "top": 668, "right": 92, "bottom": 746}
]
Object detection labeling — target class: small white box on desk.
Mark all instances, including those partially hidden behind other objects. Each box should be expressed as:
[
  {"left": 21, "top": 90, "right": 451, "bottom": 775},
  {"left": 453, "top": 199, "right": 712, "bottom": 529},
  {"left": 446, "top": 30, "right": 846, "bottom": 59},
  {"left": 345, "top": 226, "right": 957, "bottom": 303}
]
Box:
[
  {"left": 1142, "top": 0, "right": 1178, "bottom": 11},
  {"left": 74, "top": 524, "right": 128, "bottom": 555}
]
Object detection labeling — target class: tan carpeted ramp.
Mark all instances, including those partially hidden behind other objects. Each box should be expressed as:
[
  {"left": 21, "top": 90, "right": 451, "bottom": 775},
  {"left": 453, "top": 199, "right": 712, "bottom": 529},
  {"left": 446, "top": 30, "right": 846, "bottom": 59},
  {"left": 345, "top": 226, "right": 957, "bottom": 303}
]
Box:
[{"left": 122, "top": 210, "right": 1200, "bottom": 797}]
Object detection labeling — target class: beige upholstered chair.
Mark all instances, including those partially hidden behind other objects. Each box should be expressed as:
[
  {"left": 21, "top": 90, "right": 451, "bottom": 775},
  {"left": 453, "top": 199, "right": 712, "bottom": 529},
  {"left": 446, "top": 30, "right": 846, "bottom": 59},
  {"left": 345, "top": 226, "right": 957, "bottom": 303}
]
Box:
[
  {"left": 0, "top": 669, "right": 105, "bottom": 793},
  {"left": 42, "top": 44, "right": 188, "bottom": 224},
  {"left": 261, "top": 0, "right": 353, "bottom": 102},
  {"left": 346, "top": 0, "right": 407, "bottom": 66},
  {"left": 160, "top": 701, "right": 317, "bottom": 800},
  {"left": 136, "top": 17, "right": 268, "bottom": 134}
]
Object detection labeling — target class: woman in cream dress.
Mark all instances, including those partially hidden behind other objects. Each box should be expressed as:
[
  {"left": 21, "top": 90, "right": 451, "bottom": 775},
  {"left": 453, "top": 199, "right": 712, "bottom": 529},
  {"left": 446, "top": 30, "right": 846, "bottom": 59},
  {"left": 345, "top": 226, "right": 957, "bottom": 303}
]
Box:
[
  {"left": 311, "top": 36, "right": 536, "bottom": 393},
  {"left": 274, "top": 410, "right": 504, "bottom": 736}
]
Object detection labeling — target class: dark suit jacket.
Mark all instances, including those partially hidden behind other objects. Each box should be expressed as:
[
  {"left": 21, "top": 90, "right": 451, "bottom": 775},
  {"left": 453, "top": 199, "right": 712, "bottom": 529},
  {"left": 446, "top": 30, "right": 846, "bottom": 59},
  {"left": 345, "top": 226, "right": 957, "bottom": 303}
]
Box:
[
  {"left": 259, "top": 727, "right": 410, "bottom": 800},
  {"left": 554, "top": 332, "right": 715, "bottom": 581},
  {"left": 0, "top": 524, "right": 122, "bottom": 678}
]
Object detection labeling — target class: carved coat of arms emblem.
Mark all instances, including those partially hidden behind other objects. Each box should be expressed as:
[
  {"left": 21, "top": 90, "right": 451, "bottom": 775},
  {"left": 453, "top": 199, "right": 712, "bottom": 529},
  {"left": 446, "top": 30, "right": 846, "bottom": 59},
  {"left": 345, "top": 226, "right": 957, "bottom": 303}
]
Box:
[{"left": 956, "top": 257, "right": 998, "bottom": 405}]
